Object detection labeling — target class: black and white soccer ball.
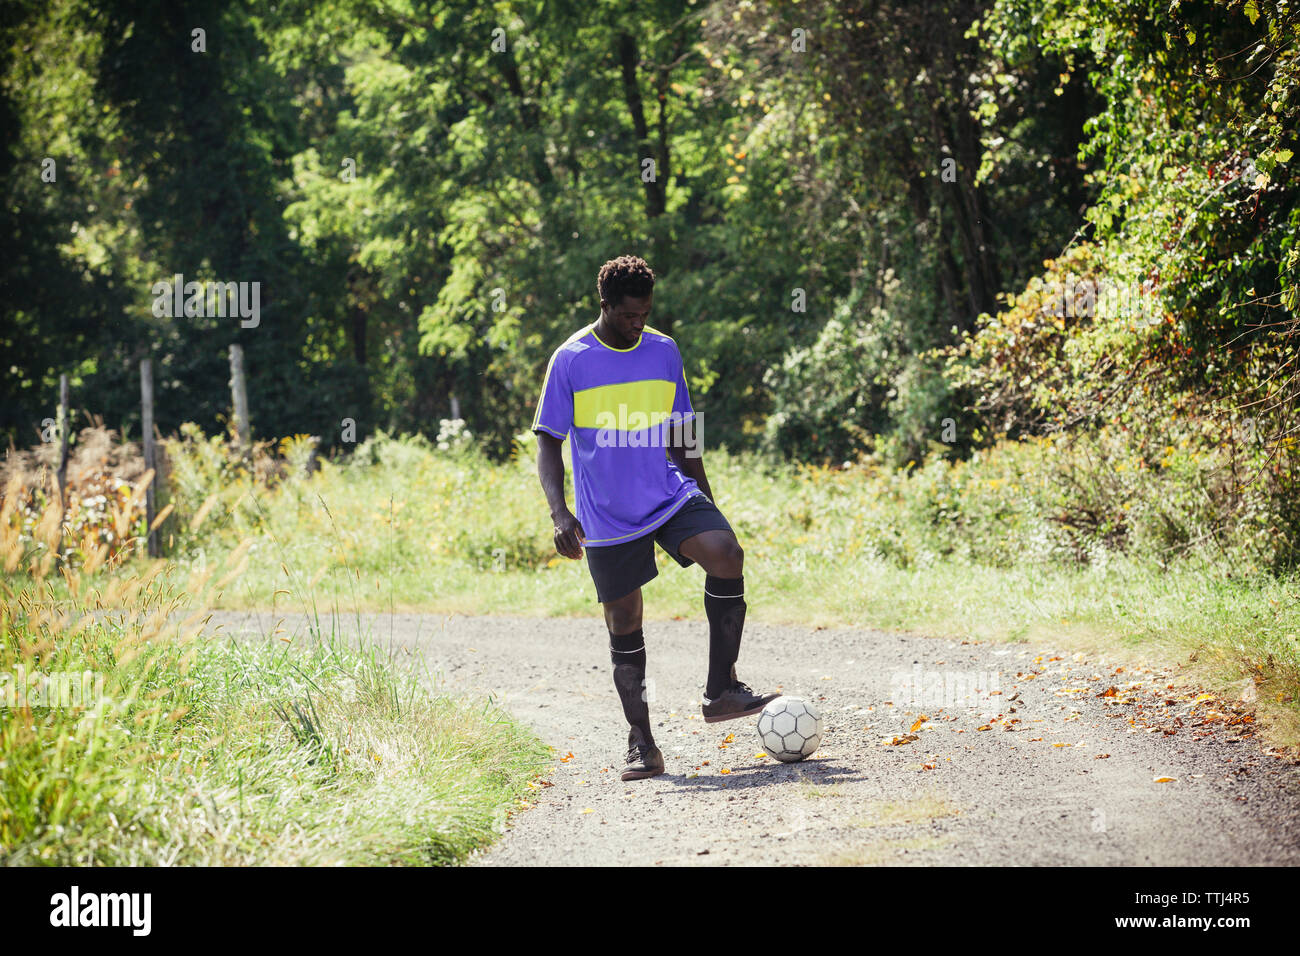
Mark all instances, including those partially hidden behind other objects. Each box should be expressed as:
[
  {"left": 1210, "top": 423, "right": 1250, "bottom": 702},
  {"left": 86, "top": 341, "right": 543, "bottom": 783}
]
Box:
[{"left": 757, "top": 696, "right": 822, "bottom": 762}]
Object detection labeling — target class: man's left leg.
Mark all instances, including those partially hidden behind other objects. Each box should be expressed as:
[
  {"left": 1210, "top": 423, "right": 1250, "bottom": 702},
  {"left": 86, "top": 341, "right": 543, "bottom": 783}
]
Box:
[{"left": 678, "top": 529, "right": 779, "bottom": 721}]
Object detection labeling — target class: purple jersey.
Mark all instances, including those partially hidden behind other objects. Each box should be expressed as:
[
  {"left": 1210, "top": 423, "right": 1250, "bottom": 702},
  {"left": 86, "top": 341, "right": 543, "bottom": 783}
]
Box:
[{"left": 532, "top": 323, "right": 702, "bottom": 545}]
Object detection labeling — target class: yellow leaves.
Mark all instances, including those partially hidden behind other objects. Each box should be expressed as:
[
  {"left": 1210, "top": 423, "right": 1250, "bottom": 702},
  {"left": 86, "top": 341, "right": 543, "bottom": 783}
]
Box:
[
  {"left": 883, "top": 733, "right": 919, "bottom": 746},
  {"left": 719, "top": 768, "right": 731, "bottom": 775},
  {"left": 976, "top": 724, "right": 992, "bottom": 732},
  {"left": 754, "top": 752, "right": 767, "bottom": 759},
  {"left": 559, "top": 751, "right": 575, "bottom": 762},
  {"left": 910, "top": 715, "right": 929, "bottom": 733},
  {"left": 1154, "top": 776, "right": 1177, "bottom": 783}
]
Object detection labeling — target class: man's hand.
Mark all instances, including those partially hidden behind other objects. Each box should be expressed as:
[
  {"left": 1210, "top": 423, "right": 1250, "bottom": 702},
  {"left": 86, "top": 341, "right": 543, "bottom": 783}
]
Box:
[
  {"left": 552, "top": 509, "right": 586, "bottom": 559},
  {"left": 536, "top": 432, "right": 585, "bottom": 558}
]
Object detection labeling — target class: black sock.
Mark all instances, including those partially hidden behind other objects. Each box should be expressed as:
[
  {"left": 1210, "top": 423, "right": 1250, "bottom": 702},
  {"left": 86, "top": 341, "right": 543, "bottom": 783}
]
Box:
[
  {"left": 704, "top": 575, "right": 745, "bottom": 699},
  {"left": 610, "top": 627, "right": 654, "bottom": 747}
]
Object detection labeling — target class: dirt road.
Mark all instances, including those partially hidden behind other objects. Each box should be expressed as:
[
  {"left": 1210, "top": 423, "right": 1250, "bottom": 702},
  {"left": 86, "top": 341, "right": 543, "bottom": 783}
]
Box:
[{"left": 210, "top": 610, "right": 1300, "bottom": 866}]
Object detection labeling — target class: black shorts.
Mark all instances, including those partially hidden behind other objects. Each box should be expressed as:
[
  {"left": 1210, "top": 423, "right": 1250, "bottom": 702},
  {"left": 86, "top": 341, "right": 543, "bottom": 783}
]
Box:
[{"left": 584, "top": 494, "right": 735, "bottom": 604}]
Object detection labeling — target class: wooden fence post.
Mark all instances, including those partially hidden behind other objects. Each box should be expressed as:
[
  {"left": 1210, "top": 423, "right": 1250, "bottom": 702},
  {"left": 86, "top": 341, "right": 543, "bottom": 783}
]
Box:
[
  {"left": 56, "top": 373, "right": 70, "bottom": 561},
  {"left": 141, "top": 358, "right": 158, "bottom": 558},
  {"left": 229, "top": 344, "right": 251, "bottom": 461}
]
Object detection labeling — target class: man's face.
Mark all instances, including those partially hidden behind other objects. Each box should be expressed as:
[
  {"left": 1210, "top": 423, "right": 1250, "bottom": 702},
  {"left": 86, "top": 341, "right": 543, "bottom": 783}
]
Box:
[{"left": 599, "top": 293, "right": 652, "bottom": 348}]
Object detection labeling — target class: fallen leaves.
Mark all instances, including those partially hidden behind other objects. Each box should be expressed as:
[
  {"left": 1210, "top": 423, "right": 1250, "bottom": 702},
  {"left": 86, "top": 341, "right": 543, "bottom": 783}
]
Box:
[{"left": 883, "top": 734, "right": 920, "bottom": 746}]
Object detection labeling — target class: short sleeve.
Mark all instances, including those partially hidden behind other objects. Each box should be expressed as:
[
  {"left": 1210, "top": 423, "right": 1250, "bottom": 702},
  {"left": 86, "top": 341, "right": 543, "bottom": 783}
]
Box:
[
  {"left": 672, "top": 345, "right": 695, "bottom": 421},
  {"left": 532, "top": 349, "right": 573, "bottom": 440}
]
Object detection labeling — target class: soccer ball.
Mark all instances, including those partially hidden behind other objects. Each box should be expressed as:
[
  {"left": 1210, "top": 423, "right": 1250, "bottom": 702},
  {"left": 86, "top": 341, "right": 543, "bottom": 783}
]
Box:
[{"left": 757, "top": 696, "right": 822, "bottom": 762}]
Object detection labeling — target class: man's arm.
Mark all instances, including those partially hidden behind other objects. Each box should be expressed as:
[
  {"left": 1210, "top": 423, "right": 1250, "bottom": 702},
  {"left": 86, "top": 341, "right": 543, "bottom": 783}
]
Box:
[
  {"left": 536, "top": 432, "right": 585, "bottom": 558},
  {"left": 667, "top": 419, "right": 714, "bottom": 501}
]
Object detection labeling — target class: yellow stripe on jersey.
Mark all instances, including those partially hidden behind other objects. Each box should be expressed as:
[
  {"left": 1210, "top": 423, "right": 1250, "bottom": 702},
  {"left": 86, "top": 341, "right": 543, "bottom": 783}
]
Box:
[{"left": 573, "top": 379, "right": 676, "bottom": 431}]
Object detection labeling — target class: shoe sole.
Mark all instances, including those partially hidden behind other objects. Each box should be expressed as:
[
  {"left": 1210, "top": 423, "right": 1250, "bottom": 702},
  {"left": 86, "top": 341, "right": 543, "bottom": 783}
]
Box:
[
  {"left": 620, "top": 765, "right": 665, "bottom": 781},
  {"left": 703, "top": 702, "right": 769, "bottom": 723}
]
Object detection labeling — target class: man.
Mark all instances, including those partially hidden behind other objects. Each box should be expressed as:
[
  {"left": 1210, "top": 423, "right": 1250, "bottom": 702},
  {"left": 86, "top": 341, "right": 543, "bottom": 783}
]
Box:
[{"left": 532, "top": 254, "right": 778, "bottom": 781}]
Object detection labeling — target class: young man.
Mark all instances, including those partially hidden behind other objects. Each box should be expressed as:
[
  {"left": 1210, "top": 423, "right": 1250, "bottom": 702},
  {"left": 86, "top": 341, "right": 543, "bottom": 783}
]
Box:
[{"left": 532, "top": 255, "right": 779, "bottom": 781}]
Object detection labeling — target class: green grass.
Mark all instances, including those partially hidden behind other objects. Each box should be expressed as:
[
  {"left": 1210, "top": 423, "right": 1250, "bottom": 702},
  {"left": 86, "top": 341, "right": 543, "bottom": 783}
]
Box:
[{"left": 1, "top": 504, "right": 551, "bottom": 866}]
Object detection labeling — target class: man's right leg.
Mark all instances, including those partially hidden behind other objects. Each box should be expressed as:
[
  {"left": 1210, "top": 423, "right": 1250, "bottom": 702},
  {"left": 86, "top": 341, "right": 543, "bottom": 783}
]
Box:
[
  {"left": 605, "top": 588, "right": 651, "bottom": 746},
  {"left": 604, "top": 588, "right": 663, "bottom": 779}
]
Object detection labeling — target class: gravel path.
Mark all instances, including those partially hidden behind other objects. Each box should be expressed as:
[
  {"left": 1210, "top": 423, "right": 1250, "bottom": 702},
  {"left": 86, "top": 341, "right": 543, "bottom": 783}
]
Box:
[{"left": 210, "top": 610, "right": 1300, "bottom": 866}]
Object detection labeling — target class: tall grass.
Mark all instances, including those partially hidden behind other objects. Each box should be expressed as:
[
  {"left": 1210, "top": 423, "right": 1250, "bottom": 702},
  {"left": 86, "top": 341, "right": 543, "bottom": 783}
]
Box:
[{"left": 0, "top": 472, "right": 550, "bottom": 866}]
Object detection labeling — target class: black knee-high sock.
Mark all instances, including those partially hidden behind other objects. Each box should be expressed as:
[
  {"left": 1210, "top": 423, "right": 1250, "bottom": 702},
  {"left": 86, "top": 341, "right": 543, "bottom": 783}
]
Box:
[
  {"left": 610, "top": 627, "right": 654, "bottom": 746},
  {"left": 704, "top": 575, "right": 745, "bottom": 699}
]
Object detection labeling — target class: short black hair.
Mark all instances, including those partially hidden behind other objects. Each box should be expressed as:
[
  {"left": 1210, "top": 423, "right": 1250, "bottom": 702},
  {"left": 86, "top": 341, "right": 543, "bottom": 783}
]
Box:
[{"left": 597, "top": 255, "right": 655, "bottom": 307}]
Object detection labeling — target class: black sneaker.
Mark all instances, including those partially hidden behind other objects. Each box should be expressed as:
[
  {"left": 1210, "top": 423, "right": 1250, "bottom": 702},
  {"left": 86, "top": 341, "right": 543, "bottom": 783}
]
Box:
[
  {"left": 621, "top": 728, "right": 665, "bottom": 781},
  {"left": 701, "top": 669, "right": 781, "bottom": 723}
]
